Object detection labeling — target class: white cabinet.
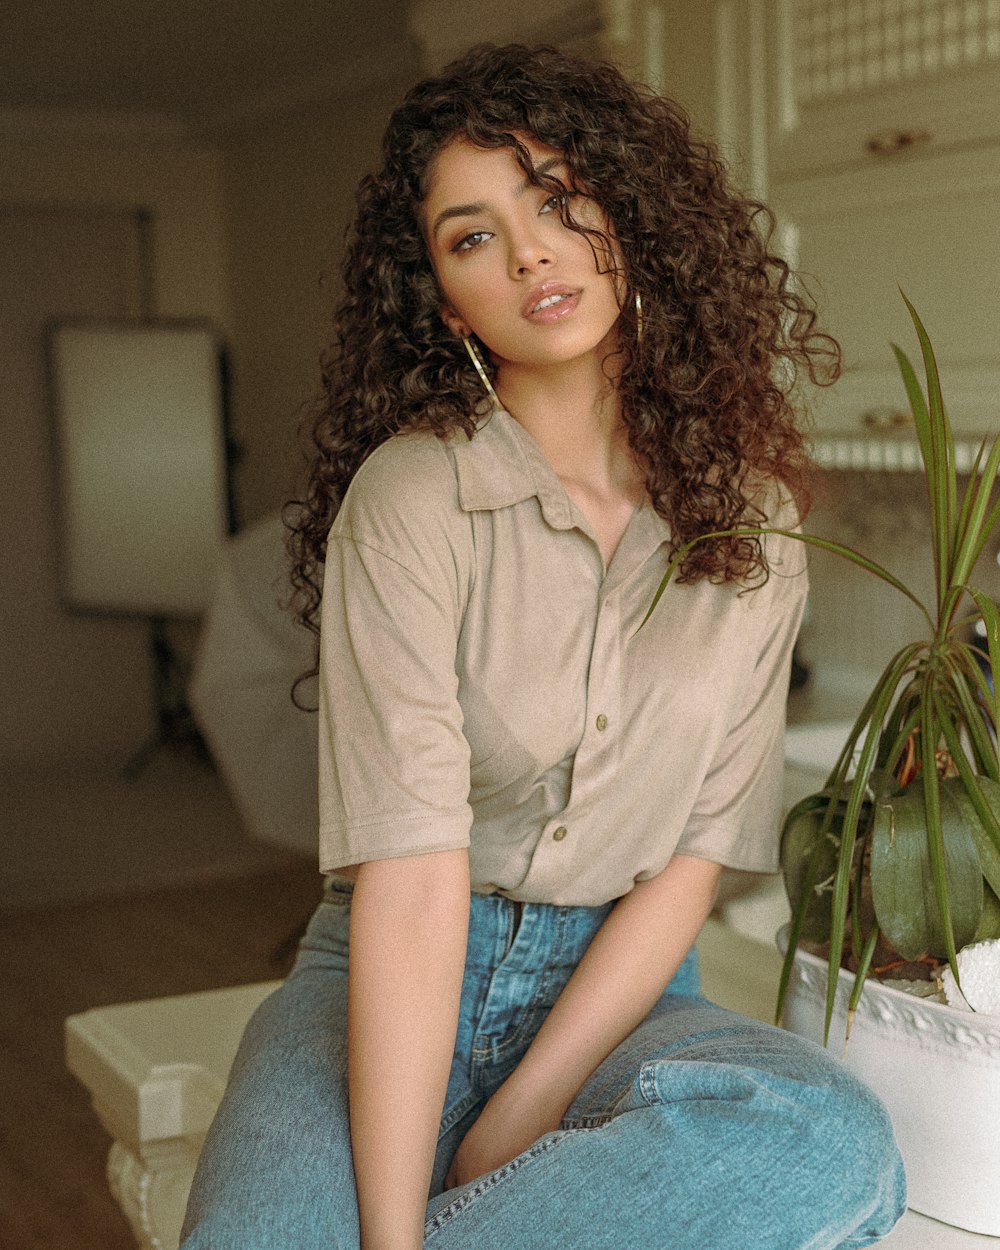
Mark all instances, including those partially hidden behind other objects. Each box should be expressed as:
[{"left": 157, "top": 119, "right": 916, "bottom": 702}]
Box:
[
  {"left": 765, "top": 0, "right": 1000, "bottom": 433},
  {"left": 773, "top": 143, "right": 1000, "bottom": 433}
]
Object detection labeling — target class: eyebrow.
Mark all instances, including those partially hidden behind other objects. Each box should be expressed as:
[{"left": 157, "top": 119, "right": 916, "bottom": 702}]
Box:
[{"left": 430, "top": 156, "right": 567, "bottom": 240}]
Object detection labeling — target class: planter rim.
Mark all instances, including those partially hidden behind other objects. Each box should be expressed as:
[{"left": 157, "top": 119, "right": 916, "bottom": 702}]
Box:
[{"left": 776, "top": 924, "right": 1000, "bottom": 1053}]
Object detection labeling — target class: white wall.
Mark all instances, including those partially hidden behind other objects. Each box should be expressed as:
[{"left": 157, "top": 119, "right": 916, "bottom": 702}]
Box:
[
  {"left": 219, "top": 72, "right": 418, "bottom": 525},
  {"left": 0, "top": 126, "right": 230, "bottom": 324}
]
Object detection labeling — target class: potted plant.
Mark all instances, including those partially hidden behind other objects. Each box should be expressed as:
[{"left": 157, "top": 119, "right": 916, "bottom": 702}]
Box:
[
  {"left": 777, "top": 294, "right": 1000, "bottom": 1019},
  {"left": 648, "top": 294, "right": 1000, "bottom": 1234}
]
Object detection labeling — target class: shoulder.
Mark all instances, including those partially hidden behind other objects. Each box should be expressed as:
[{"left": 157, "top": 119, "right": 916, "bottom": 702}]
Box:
[
  {"left": 335, "top": 430, "right": 463, "bottom": 534},
  {"left": 351, "top": 429, "right": 461, "bottom": 507},
  {"left": 330, "top": 428, "right": 472, "bottom": 576}
]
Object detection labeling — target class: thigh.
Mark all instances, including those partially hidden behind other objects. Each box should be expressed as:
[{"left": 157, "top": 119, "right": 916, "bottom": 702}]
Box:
[{"left": 180, "top": 894, "right": 358, "bottom": 1250}]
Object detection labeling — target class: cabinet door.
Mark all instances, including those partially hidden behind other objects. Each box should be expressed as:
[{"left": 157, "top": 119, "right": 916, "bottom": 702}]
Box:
[
  {"left": 769, "top": 0, "right": 1000, "bottom": 179},
  {"left": 773, "top": 144, "right": 1000, "bottom": 434}
]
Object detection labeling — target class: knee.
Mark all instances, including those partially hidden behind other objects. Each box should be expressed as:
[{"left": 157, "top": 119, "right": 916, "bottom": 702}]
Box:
[
  {"left": 805, "top": 1066, "right": 907, "bottom": 1240},
  {"left": 639, "top": 1040, "right": 907, "bottom": 1241}
]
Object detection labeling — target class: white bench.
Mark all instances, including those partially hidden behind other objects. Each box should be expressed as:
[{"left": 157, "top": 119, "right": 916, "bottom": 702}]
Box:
[{"left": 66, "top": 979, "right": 279, "bottom": 1250}]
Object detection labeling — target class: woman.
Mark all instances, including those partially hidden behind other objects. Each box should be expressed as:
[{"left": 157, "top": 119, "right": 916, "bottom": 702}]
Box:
[{"left": 182, "top": 43, "right": 905, "bottom": 1250}]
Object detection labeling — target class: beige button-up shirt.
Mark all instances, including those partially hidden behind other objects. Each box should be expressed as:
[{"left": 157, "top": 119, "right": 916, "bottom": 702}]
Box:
[{"left": 318, "top": 408, "right": 807, "bottom": 906}]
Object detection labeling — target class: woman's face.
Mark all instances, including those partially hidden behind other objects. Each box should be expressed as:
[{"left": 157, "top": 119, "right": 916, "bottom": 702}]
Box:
[{"left": 422, "top": 135, "right": 624, "bottom": 378}]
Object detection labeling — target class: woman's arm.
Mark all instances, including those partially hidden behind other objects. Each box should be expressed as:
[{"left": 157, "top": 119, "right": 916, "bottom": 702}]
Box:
[
  {"left": 445, "top": 853, "right": 721, "bottom": 1186},
  {"left": 349, "top": 848, "right": 470, "bottom": 1250}
]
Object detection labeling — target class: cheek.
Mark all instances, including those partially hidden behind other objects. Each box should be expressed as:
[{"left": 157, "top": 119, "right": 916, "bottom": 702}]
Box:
[{"left": 434, "top": 258, "right": 483, "bottom": 311}]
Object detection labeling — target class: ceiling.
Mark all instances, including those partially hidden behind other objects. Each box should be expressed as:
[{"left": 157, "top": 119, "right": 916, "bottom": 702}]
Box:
[{"left": 0, "top": 0, "right": 416, "bottom": 132}]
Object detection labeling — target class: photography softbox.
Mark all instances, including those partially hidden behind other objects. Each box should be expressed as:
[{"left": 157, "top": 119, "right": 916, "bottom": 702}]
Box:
[{"left": 47, "top": 319, "right": 232, "bottom": 619}]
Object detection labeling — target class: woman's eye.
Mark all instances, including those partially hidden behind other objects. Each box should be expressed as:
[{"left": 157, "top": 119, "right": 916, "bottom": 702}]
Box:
[
  {"left": 540, "top": 194, "right": 566, "bottom": 215},
  {"left": 453, "top": 230, "right": 492, "bottom": 253}
]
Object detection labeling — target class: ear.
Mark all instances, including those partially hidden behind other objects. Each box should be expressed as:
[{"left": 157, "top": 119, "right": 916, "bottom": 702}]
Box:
[{"left": 440, "top": 304, "right": 470, "bottom": 340}]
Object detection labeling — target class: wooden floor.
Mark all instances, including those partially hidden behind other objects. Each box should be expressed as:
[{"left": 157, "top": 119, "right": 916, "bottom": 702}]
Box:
[{"left": 0, "top": 860, "right": 324, "bottom": 1250}]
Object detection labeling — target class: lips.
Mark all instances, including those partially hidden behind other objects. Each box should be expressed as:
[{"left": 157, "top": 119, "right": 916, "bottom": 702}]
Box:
[{"left": 522, "top": 281, "right": 581, "bottom": 322}]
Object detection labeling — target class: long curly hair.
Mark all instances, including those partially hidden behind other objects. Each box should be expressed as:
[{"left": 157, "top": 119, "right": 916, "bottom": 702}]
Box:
[{"left": 287, "top": 41, "right": 838, "bottom": 662}]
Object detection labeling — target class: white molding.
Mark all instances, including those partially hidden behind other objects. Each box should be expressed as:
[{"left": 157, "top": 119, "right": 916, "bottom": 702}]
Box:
[
  {"left": 107, "top": 1139, "right": 198, "bottom": 1250},
  {"left": 776, "top": 217, "right": 800, "bottom": 269},
  {"left": 642, "top": 3, "right": 668, "bottom": 95},
  {"left": 747, "top": 0, "right": 769, "bottom": 200},
  {"left": 789, "top": 943, "right": 1000, "bottom": 1059},
  {"left": 773, "top": 0, "right": 798, "bottom": 137},
  {"left": 713, "top": 0, "right": 770, "bottom": 196},
  {"left": 714, "top": 1, "right": 738, "bottom": 155},
  {"left": 604, "top": 0, "right": 634, "bottom": 46}
]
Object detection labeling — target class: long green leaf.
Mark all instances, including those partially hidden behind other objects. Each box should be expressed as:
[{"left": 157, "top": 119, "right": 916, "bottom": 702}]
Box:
[
  {"left": 961, "top": 494, "right": 1000, "bottom": 579},
  {"left": 952, "top": 436, "right": 989, "bottom": 570},
  {"left": 845, "top": 923, "right": 880, "bottom": 1048},
  {"left": 642, "top": 528, "right": 933, "bottom": 632},
  {"left": 950, "top": 431, "right": 1000, "bottom": 591},
  {"left": 822, "top": 662, "right": 909, "bottom": 790},
  {"left": 892, "top": 341, "right": 945, "bottom": 613},
  {"left": 877, "top": 702, "right": 922, "bottom": 780},
  {"left": 776, "top": 827, "right": 834, "bottom": 1025},
  {"left": 941, "top": 647, "right": 998, "bottom": 778},
  {"left": 970, "top": 591, "right": 1000, "bottom": 754},
  {"left": 901, "top": 292, "right": 957, "bottom": 598},
  {"left": 891, "top": 342, "right": 932, "bottom": 476},
  {"left": 924, "top": 686, "right": 960, "bottom": 979},
  {"left": 820, "top": 665, "right": 910, "bottom": 1037}
]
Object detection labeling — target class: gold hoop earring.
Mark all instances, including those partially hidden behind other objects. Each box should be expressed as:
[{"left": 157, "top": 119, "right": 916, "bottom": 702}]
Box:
[
  {"left": 462, "top": 335, "right": 502, "bottom": 410},
  {"left": 634, "top": 291, "right": 644, "bottom": 345}
]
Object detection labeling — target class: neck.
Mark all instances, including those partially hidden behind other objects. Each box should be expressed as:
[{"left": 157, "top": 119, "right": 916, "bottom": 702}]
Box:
[{"left": 494, "top": 354, "right": 634, "bottom": 494}]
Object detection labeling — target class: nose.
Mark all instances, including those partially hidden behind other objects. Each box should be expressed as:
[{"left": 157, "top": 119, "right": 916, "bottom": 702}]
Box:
[{"left": 508, "top": 226, "right": 553, "bottom": 277}]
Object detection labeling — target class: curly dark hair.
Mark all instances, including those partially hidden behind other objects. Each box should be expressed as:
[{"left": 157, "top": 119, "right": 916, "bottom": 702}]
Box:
[{"left": 287, "top": 41, "right": 838, "bottom": 662}]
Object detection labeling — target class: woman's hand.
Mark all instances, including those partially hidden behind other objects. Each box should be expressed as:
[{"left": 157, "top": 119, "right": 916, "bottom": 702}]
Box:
[
  {"left": 444, "top": 1085, "right": 562, "bottom": 1189},
  {"left": 445, "top": 855, "right": 722, "bottom": 1198}
]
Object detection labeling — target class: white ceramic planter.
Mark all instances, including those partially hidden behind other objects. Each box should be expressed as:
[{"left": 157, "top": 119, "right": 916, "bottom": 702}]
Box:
[{"left": 779, "top": 931, "right": 1000, "bottom": 1237}]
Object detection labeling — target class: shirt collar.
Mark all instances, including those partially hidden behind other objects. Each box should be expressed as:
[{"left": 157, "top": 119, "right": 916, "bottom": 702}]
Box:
[
  {"left": 451, "top": 406, "right": 575, "bottom": 530},
  {"left": 450, "top": 405, "right": 674, "bottom": 568}
]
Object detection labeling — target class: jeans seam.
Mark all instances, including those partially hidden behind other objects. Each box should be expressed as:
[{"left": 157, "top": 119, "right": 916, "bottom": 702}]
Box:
[
  {"left": 438, "top": 1089, "right": 479, "bottom": 1136},
  {"left": 474, "top": 907, "right": 578, "bottom": 1063},
  {"left": 638, "top": 1059, "right": 661, "bottom": 1107},
  {"left": 423, "top": 1130, "right": 576, "bottom": 1236},
  {"left": 562, "top": 1113, "right": 613, "bottom": 1130}
]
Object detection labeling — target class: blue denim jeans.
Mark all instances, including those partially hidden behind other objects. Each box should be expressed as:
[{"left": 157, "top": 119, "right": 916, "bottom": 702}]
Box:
[{"left": 181, "top": 879, "right": 905, "bottom": 1249}]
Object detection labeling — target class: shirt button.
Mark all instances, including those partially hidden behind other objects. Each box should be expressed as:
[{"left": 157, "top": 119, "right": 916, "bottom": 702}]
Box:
[
  {"left": 552, "top": 826, "right": 568, "bottom": 842},
  {"left": 595, "top": 713, "right": 608, "bottom": 731}
]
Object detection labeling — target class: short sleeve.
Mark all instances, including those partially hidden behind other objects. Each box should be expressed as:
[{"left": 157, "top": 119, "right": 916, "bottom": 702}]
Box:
[
  {"left": 675, "top": 527, "right": 808, "bottom": 873},
  {"left": 316, "top": 436, "right": 474, "bottom": 871}
]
